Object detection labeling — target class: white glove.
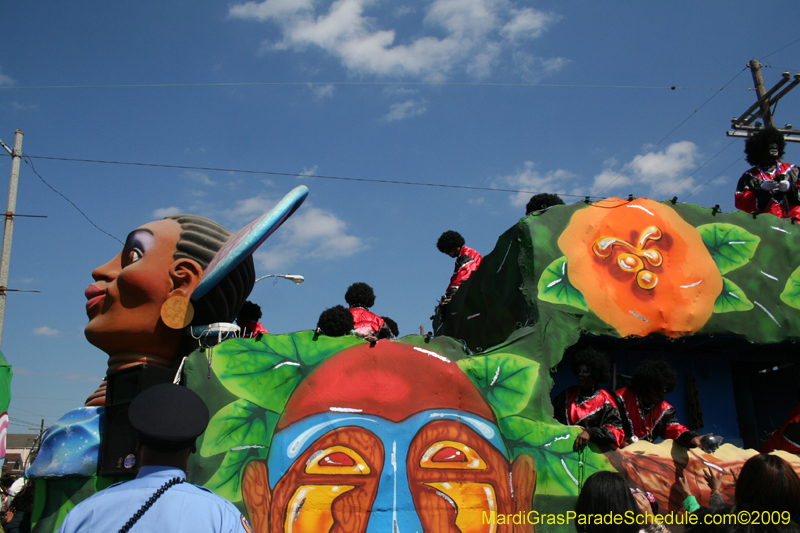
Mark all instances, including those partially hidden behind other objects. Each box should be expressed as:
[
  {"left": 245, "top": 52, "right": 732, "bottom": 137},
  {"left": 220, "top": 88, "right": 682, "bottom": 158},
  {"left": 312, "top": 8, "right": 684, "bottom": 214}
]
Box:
[
  {"left": 778, "top": 180, "right": 791, "bottom": 192},
  {"left": 761, "top": 180, "right": 778, "bottom": 191}
]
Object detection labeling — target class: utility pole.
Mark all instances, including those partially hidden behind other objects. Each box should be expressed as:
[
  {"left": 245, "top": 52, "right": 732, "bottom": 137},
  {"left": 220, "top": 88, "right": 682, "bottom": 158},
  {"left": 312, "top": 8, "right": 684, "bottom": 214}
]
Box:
[
  {"left": 0, "top": 129, "right": 23, "bottom": 350},
  {"left": 727, "top": 61, "right": 800, "bottom": 142}
]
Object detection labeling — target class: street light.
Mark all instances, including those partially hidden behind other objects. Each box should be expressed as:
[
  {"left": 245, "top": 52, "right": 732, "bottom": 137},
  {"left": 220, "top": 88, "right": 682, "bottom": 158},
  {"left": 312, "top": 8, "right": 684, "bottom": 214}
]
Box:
[{"left": 255, "top": 274, "right": 305, "bottom": 285}]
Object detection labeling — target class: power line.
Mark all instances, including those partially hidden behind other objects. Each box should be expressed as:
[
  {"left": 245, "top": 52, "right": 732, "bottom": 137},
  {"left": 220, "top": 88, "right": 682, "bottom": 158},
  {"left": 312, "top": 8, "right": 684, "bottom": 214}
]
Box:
[
  {"left": 760, "top": 37, "right": 800, "bottom": 61},
  {"left": 661, "top": 139, "right": 739, "bottom": 200},
  {"left": 21, "top": 153, "right": 606, "bottom": 200},
  {"left": 0, "top": 81, "right": 752, "bottom": 91},
  {"left": 683, "top": 154, "right": 745, "bottom": 202},
  {"left": 20, "top": 155, "right": 123, "bottom": 244},
  {"left": 596, "top": 66, "right": 748, "bottom": 195}
]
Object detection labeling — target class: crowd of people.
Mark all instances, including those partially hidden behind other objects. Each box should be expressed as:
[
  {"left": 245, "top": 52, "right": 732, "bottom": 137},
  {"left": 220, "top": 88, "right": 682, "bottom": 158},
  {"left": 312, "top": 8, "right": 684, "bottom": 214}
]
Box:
[
  {"left": 0, "top": 475, "right": 32, "bottom": 533},
  {"left": 575, "top": 452, "right": 800, "bottom": 532}
]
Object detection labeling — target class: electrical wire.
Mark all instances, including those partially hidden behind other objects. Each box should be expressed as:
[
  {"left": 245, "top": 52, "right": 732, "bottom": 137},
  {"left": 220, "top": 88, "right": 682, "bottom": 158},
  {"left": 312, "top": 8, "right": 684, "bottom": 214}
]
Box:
[
  {"left": 596, "top": 66, "right": 748, "bottom": 195},
  {"left": 683, "top": 155, "right": 745, "bottom": 202},
  {"left": 21, "top": 153, "right": 607, "bottom": 200},
  {"left": 760, "top": 37, "right": 800, "bottom": 61},
  {"left": 0, "top": 81, "right": 753, "bottom": 91},
  {"left": 661, "top": 139, "right": 739, "bottom": 200},
  {"left": 20, "top": 155, "right": 123, "bottom": 244}
]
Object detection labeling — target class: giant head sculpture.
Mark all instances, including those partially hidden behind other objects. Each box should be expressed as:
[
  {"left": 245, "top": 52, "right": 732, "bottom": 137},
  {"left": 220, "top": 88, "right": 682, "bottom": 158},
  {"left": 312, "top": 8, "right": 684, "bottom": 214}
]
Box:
[{"left": 241, "top": 341, "right": 536, "bottom": 533}]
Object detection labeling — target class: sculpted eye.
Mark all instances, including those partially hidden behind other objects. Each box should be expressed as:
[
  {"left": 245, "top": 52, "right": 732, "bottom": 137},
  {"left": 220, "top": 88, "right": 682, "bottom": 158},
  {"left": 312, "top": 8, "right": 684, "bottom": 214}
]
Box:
[
  {"left": 420, "top": 441, "right": 487, "bottom": 470},
  {"left": 305, "top": 446, "right": 370, "bottom": 475}
]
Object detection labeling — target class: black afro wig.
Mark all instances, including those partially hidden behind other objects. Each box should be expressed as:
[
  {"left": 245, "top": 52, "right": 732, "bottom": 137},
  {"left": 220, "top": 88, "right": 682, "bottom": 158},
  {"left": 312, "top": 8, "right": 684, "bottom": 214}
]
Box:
[
  {"left": 631, "top": 359, "right": 677, "bottom": 396},
  {"left": 437, "top": 231, "right": 465, "bottom": 254},
  {"left": 345, "top": 282, "right": 376, "bottom": 308},
  {"left": 316, "top": 305, "right": 354, "bottom": 337},
  {"left": 382, "top": 316, "right": 399, "bottom": 337},
  {"left": 526, "top": 193, "right": 565, "bottom": 215},
  {"left": 745, "top": 127, "right": 786, "bottom": 166},
  {"left": 237, "top": 300, "right": 262, "bottom": 323},
  {"left": 569, "top": 347, "right": 611, "bottom": 383}
]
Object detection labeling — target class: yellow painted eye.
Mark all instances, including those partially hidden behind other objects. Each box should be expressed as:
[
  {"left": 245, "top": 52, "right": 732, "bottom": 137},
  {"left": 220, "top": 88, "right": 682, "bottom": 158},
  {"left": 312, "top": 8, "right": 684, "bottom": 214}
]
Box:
[
  {"left": 305, "top": 446, "right": 370, "bottom": 475},
  {"left": 424, "top": 482, "right": 497, "bottom": 533},
  {"left": 420, "top": 441, "right": 487, "bottom": 470},
  {"left": 285, "top": 485, "right": 356, "bottom": 533}
]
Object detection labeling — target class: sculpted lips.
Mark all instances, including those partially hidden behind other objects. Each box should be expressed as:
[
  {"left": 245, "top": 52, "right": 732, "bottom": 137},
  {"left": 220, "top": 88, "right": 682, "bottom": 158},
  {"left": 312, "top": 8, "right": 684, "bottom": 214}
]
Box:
[{"left": 85, "top": 285, "right": 106, "bottom": 314}]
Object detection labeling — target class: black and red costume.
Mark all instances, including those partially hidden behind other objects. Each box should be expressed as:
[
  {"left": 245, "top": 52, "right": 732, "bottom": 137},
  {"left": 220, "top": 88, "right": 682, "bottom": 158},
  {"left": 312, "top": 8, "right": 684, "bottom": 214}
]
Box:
[
  {"left": 349, "top": 306, "right": 385, "bottom": 336},
  {"left": 553, "top": 386, "right": 625, "bottom": 448},
  {"left": 761, "top": 401, "right": 800, "bottom": 455},
  {"left": 239, "top": 320, "right": 267, "bottom": 337},
  {"left": 445, "top": 245, "right": 483, "bottom": 297},
  {"left": 614, "top": 387, "right": 698, "bottom": 447},
  {"left": 735, "top": 162, "right": 800, "bottom": 218}
]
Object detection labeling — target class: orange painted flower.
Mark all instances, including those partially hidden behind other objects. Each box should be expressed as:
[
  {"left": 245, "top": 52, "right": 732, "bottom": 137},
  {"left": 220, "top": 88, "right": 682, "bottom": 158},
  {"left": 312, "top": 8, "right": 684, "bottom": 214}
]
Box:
[{"left": 558, "top": 198, "right": 723, "bottom": 338}]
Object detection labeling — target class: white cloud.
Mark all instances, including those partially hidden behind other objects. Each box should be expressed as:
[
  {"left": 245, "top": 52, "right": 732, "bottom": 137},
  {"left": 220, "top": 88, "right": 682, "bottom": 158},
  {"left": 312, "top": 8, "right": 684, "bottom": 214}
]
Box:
[
  {"left": 492, "top": 161, "right": 576, "bottom": 207},
  {"left": 254, "top": 205, "right": 365, "bottom": 270},
  {"left": 33, "top": 326, "right": 60, "bottom": 337},
  {"left": 590, "top": 141, "right": 700, "bottom": 197},
  {"left": 230, "top": 0, "right": 564, "bottom": 80},
  {"left": 0, "top": 67, "right": 15, "bottom": 86},
  {"left": 228, "top": 195, "right": 279, "bottom": 219},
  {"left": 11, "top": 102, "right": 37, "bottom": 111},
  {"left": 385, "top": 99, "right": 427, "bottom": 121},
  {"left": 152, "top": 206, "right": 182, "bottom": 218},
  {"left": 300, "top": 165, "right": 318, "bottom": 177},
  {"left": 183, "top": 170, "right": 216, "bottom": 186},
  {"left": 309, "top": 83, "right": 335, "bottom": 99}
]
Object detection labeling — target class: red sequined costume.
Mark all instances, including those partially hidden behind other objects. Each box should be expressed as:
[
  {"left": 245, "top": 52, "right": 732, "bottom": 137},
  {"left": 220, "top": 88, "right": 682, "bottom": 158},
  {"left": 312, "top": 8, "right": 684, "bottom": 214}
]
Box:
[
  {"left": 445, "top": 245, "right": 483, "bottom": 297},
  {"left": 614, "top": 387, "right": 698, "bottom": 447},
  {"left": 238, "top": 320, "right": 267, "bottom": 337},
  {"left": 735, "top": 162, "right": 800, "bottom": 218},
  {"left": 349, "top": 307, "right": 385, "bottom": 337},
  {"left": 553, "top": 386, "right": 625, "bottom": 448},
  {"left": 761, "top": 401, "right": 800, "bottom": 455}
]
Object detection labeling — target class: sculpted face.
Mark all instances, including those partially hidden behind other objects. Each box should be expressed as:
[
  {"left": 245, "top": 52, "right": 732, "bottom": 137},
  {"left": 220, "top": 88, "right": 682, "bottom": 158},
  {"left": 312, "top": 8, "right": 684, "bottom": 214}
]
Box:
[
  {"left": 84, "top": 218, "right": 200, "bottom": 364},
  {"left": 242, "top": 342, "right": 536, "bottom": 533}
]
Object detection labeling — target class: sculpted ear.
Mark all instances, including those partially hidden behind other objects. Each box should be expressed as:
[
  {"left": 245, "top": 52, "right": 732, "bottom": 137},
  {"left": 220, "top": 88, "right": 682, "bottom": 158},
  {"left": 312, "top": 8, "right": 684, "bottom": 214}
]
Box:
[
  {"left": 242, "top": 460, "right": 272, "bottom": 533},
  {"left": 168, "top": 259, "right": 203, "bottom": 298}
]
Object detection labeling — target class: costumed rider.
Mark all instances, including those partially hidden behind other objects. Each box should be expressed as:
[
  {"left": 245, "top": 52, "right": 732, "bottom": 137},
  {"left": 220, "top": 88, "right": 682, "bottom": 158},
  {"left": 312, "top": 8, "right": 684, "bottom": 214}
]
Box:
[
  {"left": 552, "top": 348, "right": 625, "bottom": 451},
  {"left": 735, "top": 127, "right": 800, "bottom": 218},
  {"left": 761, "top": 386, "right": 800, "bottom": 455},
  {"left": 526, "top": 193, "right": 564, "bottom": 215},
  {"left": 434, "top": 231, "right": 482, "bottom": 322},
  {"left": 56, "top": 383, "right": 251, "bottom": 533},
  {"left": 236, "top": 300, "right": 268, "bottom": 338},
  {"left": 345, "top": 282, "right": 392, "bottom": 339},
  {"left": 315, "top": 305, "right": 355, "bottom": 337},
  {"left": 614, "top": 360, "right": 713, "bottom": 449}
]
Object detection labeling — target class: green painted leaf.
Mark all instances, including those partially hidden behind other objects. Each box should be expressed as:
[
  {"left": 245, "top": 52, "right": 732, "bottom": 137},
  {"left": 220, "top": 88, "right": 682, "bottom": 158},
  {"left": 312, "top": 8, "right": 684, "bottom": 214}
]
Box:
[
  {"left": 780, "top": 265, "right": 800, "bottom": 310},
  {"left": 713, "top": 277, "right": 754, "bottom": 313},
  {"left": 458, "top": 354, "right": 539, "bottom": 418},
  {"left": 203, "top": 447, "right": 268, "bottom": 503},
  {"left": 697, "top": 223, "right": 760, "bottom": 274},
  {"left": 211, "top": 331, "right": 362, "bottom": 412},
  {"left": 499, "top": 416, "right": 614, "bottom": 497},
  {"left": 537, "top": 256, "right": 588, "bottom": 311},
  {"left": 200, "top": 399, "right": 279, "bottom": 458}
]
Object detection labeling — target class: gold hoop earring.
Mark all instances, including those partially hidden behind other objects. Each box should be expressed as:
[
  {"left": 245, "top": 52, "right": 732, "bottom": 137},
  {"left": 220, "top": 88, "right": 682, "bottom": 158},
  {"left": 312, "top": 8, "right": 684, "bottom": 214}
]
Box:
[{"left": 160, "top": 296, "right": 195, "bottom": 329}]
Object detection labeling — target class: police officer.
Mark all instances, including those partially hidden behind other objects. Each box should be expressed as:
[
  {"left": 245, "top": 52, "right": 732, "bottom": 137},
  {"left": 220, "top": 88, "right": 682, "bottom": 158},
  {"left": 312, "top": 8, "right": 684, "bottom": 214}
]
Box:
[{"left": 57, "top": 384, "right": 251, "bottom": 533}]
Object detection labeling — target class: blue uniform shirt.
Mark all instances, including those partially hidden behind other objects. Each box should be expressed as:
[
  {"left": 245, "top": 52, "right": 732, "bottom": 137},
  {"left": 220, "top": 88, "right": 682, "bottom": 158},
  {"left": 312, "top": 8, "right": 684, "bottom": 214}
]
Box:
[{"left": 56, "top": 465, "right": 251, "bottom": 533}]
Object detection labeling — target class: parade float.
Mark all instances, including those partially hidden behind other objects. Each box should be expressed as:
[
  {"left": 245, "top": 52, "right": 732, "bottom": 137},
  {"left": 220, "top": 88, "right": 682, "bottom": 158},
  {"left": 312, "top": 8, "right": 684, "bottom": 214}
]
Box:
[{"left": 24, "top": 187, "right": 800, "bottom": 533}]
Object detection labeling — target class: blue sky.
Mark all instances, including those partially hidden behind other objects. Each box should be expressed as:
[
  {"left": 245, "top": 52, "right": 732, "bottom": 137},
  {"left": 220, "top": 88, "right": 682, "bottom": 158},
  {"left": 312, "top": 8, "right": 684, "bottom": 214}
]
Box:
[{"left": 0, "top": 0, "right": 798, "bottom": 432}]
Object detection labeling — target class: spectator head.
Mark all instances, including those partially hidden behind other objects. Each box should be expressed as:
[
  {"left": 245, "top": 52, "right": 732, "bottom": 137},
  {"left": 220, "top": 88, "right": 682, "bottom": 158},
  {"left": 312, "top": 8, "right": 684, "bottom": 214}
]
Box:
[
  {"left": 237, "top": 300, "right": 262, "bottom": 323},
  {"left": 316, "top": 305, "right": 355, "bottom": 337},
  {"left": 735, "top": 453, "right": 800, "bottom": 517},
  {"left": 345, "top": 282, "right": 376, "bottom": 309},
  {"left": 575, "top": 471, "right": 640, "bottom": 533},
  {"left": 570, "top": 348, "right": 612, "bottom": 390},
  {"left": 526, "top": 193, "right": 564, "bottom": 215},
  {"left": 437, "top": 231, "right": 465, "bottom": 258},
  {"left": 744, "top": 127, "right": 786, "bottom": 167},
  {"left": 631, "top": 359, "right": 677, "bottom": 404}
]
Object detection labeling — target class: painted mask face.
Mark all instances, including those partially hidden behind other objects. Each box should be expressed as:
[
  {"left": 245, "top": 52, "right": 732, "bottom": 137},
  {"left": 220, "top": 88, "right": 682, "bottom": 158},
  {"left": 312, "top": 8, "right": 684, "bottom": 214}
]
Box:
[
  {"left": 242, "top": 342, "right": 535, "bottom": 533},
  {"left": 84, "top": 218, "right": 184, "bottom": 361}
]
